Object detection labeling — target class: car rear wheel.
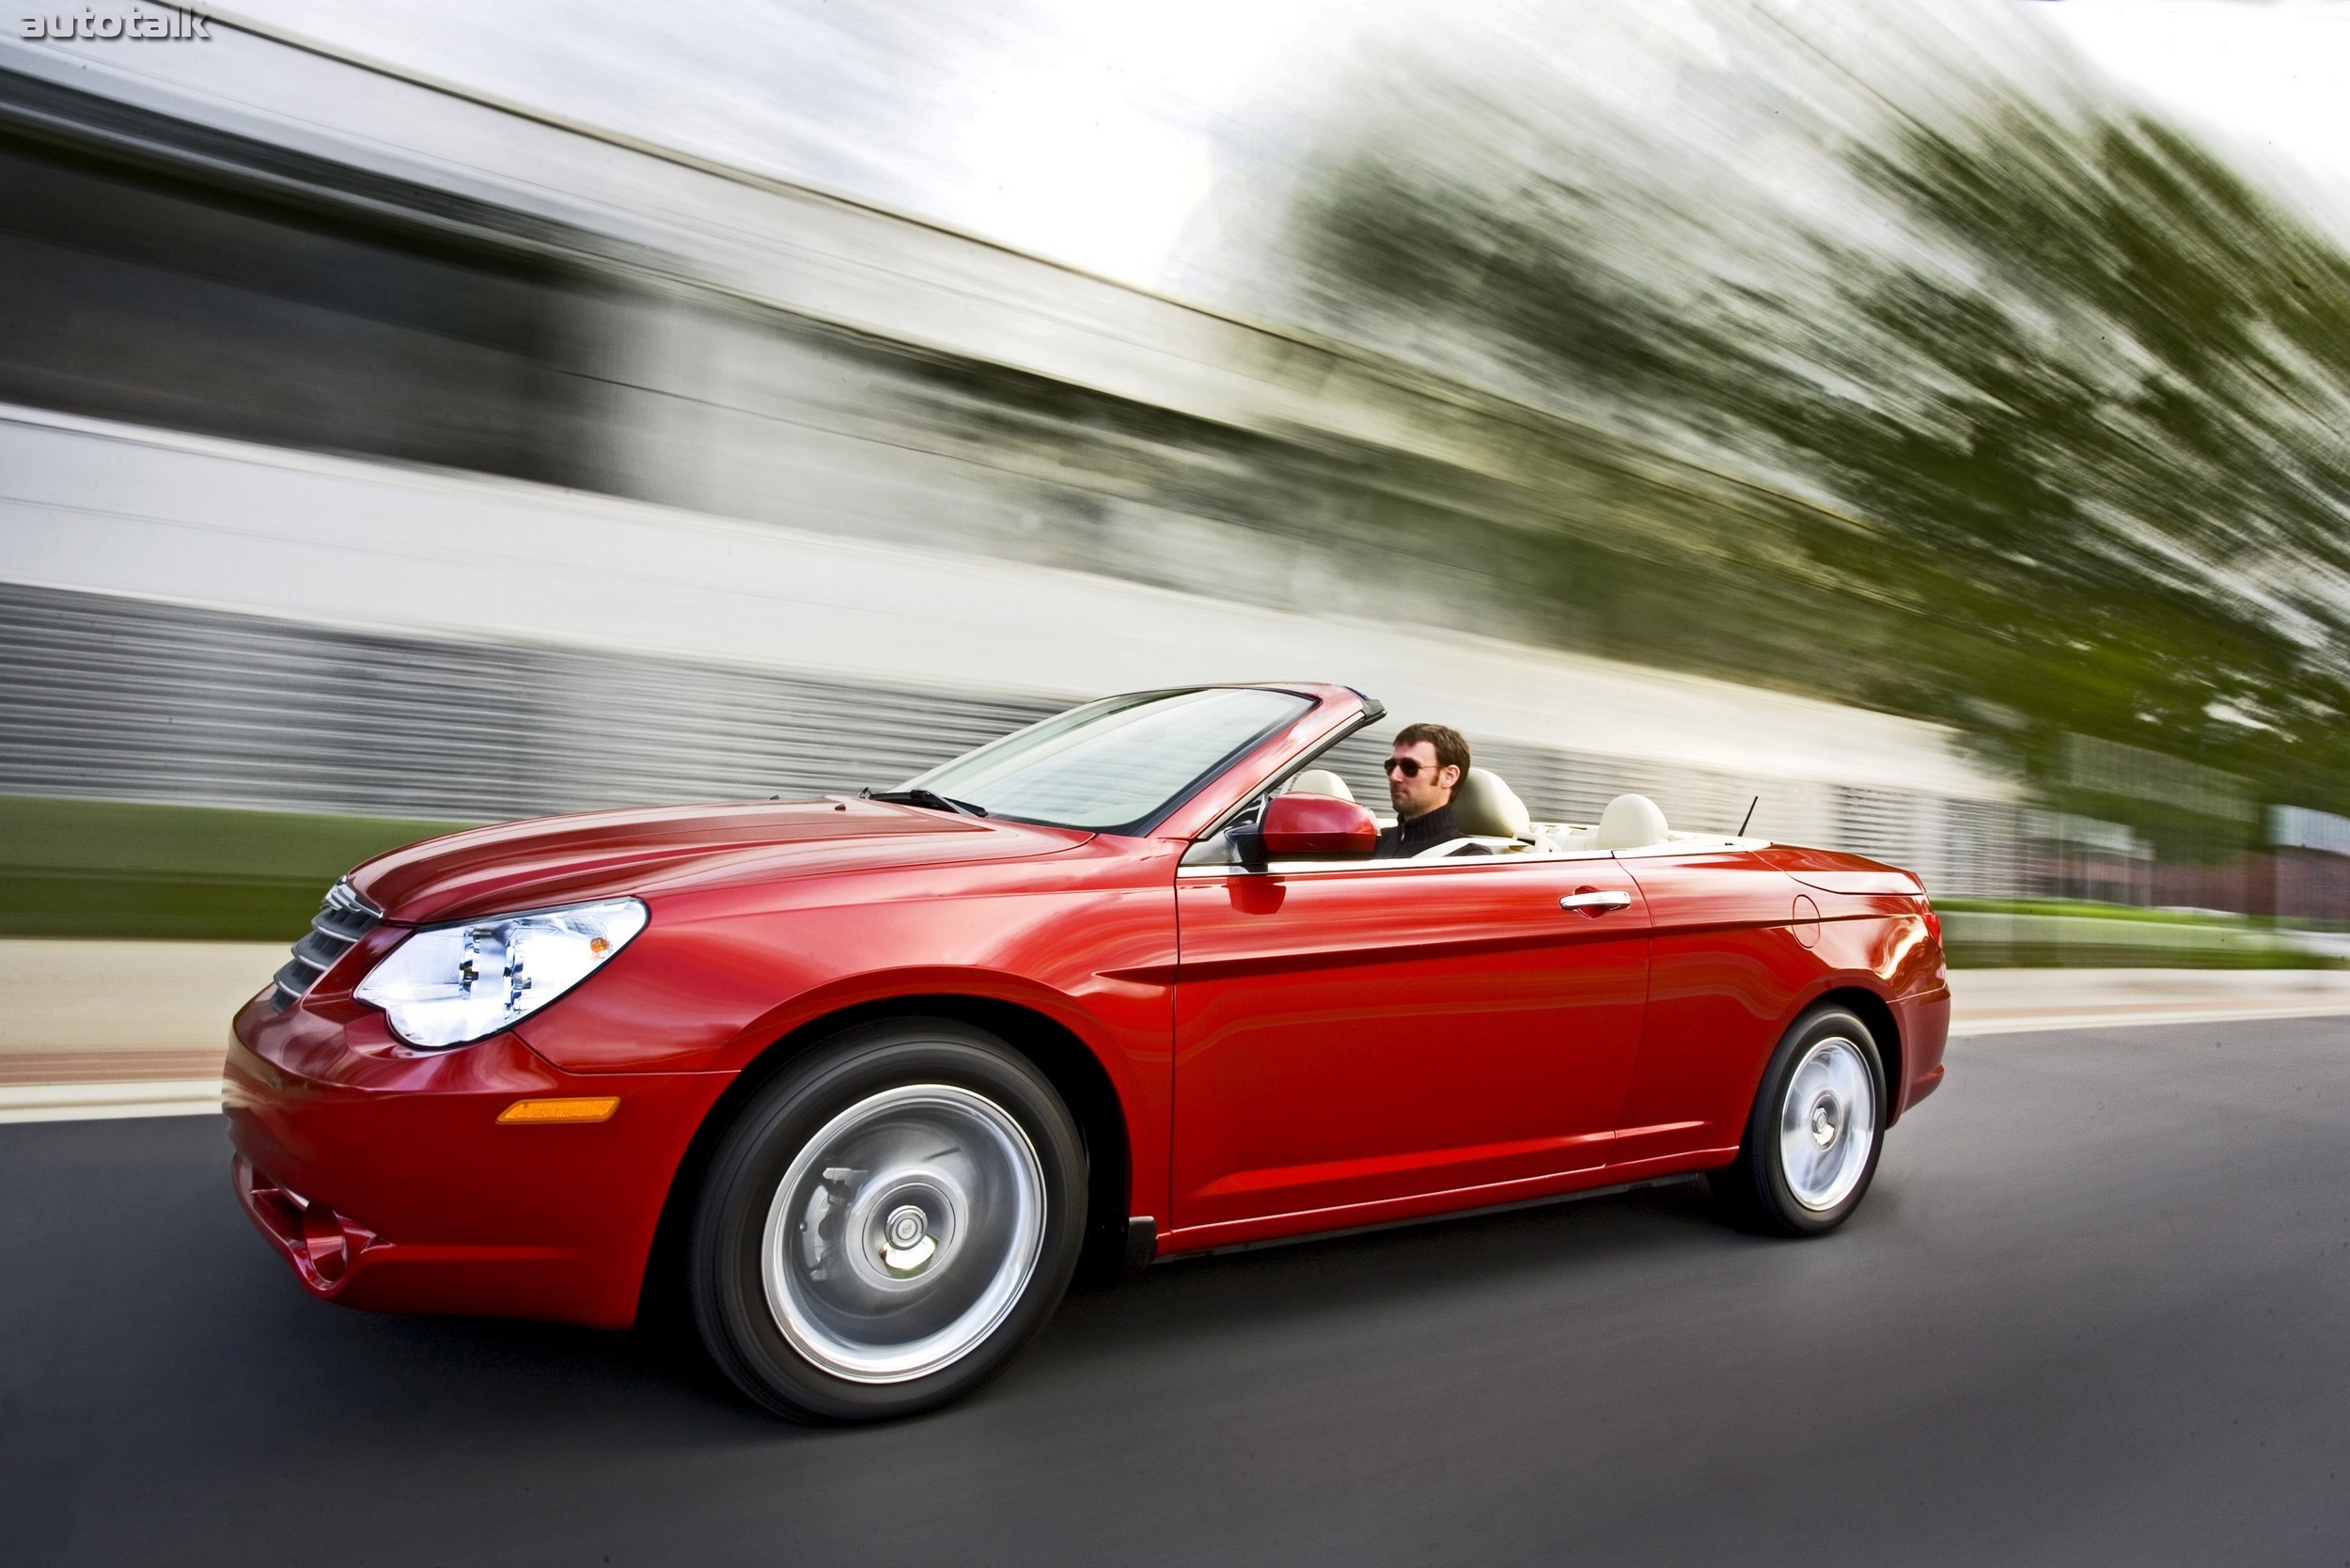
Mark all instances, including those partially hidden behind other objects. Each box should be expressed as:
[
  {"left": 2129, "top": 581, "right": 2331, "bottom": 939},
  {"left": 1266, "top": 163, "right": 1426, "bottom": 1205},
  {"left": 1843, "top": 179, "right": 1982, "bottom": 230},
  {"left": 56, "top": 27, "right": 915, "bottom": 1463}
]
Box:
[
  {"left": 688, "top": 1018, "right": 1086, "bottom": 1422},
  {"left": 1709, "top": 1005, "right": 1885, "bottom": 1236}
]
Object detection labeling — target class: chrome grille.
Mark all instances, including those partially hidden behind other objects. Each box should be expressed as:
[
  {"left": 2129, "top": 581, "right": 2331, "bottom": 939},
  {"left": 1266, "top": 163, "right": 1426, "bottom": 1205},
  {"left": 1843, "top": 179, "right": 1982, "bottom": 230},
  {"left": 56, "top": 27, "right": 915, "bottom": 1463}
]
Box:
[{"left": 270, "top": 879, "right": 382, "bottom": 1011}]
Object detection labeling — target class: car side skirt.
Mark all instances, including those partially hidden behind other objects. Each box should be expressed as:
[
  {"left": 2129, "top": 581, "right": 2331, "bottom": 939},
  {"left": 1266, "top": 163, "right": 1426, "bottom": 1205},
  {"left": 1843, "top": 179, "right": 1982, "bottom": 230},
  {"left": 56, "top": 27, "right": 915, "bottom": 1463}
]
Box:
[{"left": 1153, "top": 1145, "right": 1741, "bottom": 1258}]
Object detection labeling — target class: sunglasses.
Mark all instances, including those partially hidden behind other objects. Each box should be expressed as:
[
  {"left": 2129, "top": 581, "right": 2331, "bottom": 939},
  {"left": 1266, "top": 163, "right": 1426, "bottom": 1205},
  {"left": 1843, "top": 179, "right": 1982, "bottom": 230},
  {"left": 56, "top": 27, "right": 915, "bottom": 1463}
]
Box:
[{"left": 1384, "top": 757, "right": 1448, "bottom": 778}]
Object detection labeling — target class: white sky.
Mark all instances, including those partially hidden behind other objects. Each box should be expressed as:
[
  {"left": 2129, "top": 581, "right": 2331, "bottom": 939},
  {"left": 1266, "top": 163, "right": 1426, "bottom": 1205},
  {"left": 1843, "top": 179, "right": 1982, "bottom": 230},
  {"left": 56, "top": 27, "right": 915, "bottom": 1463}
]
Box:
[
  {"left": 220, "top": 0, "right": 2350, "bottom": 287},
  {"left": 225, "top": 0, "right": 1350, "bottom": 290},
  {"left": 2037, "top": 1, "right": 2350, "bottom": 224}
]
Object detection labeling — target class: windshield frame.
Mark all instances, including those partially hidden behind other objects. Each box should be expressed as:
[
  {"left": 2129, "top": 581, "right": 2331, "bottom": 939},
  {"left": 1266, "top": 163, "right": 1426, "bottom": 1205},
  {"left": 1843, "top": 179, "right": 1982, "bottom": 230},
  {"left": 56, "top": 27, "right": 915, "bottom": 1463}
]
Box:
[
  {"left": 900, "top": 686, "right": 1324, "bottom": 838},
  {"left": 1177, "top": 704, "right": 1389, "bottom": 863}
]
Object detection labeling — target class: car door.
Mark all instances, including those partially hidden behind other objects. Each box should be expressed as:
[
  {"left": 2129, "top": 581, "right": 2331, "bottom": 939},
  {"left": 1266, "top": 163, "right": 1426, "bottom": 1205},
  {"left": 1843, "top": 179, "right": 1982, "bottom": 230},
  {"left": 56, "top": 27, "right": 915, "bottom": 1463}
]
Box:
[
  {"left": 1606, "top": 847, "right": 1817, "bottom": 1171},
  {"left": 1168, "top": 852, "right": 1652, "bottom": 1244}
]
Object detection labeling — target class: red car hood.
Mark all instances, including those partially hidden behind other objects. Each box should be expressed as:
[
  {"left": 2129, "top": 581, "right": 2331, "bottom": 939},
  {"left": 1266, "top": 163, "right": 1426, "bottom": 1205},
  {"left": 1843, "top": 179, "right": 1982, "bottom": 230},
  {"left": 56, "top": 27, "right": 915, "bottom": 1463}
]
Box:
[{"left": 351, "top": 798, "right": 1091, "bottom": 925}]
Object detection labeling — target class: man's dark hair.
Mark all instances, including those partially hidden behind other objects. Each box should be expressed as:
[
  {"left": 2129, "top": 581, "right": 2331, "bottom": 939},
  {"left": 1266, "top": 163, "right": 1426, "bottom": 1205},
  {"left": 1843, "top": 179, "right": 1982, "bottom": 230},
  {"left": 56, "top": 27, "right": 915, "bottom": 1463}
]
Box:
[{"left": 1393, "top": 722, "right": 1471, "bottom": 776}]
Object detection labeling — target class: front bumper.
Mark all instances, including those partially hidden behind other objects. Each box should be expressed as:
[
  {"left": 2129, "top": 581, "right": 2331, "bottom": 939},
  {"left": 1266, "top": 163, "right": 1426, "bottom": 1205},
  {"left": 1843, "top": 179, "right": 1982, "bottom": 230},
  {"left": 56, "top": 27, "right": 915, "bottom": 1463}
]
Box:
[{"left": 226, "top": 988, "right": 731, "bottom": 1328}]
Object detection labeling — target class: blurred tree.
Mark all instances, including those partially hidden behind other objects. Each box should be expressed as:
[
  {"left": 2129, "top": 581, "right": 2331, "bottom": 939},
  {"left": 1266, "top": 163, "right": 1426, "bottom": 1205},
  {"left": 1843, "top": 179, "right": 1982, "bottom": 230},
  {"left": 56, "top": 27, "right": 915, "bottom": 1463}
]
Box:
[{"left": 1282, "top": 39, "right": 2350, "bottom": 850}]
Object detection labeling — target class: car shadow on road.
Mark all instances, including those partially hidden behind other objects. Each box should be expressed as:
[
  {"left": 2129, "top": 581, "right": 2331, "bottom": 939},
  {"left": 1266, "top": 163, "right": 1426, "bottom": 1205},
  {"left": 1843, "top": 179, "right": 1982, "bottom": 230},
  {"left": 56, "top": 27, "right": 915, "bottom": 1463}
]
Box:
[
  {"left": 303, "top": 1171, "right": 1783, "bottom": 1436},
  {"left": 1039, "top": 1177, "right": 1743, "bottom": 1348},
  {"left": 3, "top": 1115, "right": 1899, "bottom": 1451},
  {"left": 322, "top": 1168, "right": 1862, "bottom": 1436}
]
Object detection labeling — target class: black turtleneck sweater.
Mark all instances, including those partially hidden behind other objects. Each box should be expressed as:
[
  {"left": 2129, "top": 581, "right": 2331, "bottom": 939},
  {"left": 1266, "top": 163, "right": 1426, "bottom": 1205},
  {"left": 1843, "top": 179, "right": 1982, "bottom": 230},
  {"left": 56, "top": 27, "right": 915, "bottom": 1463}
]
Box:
[{"left": 1373, "top": 801, "right": 1486, "bottom": 859}]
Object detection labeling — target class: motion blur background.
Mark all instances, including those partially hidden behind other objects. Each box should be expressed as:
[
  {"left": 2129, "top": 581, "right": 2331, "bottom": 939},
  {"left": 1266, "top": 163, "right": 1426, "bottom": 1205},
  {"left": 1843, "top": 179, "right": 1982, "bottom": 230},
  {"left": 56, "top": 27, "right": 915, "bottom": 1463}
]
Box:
[{"left": 6, "top": 0, "right": 2350, "bottom": 970}]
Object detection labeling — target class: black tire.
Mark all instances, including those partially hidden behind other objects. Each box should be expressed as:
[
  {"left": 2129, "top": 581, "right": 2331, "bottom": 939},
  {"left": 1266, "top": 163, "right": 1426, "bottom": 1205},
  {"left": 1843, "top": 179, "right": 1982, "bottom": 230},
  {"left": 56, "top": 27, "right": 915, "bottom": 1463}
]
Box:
[
  {"left": 1709, "top": 1005, "right": 1886, "bottom": 1237},
  {"left": 687, "top": 1017, "right": 1087, "bottom": 1422}
]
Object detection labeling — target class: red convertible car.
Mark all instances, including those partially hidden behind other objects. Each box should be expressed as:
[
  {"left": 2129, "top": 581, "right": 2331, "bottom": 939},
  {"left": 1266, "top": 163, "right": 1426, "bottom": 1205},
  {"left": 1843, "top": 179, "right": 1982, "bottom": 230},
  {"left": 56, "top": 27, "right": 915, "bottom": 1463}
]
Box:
[{"left": 227, "top": 683, "right": 1948, "bottom": 1422}]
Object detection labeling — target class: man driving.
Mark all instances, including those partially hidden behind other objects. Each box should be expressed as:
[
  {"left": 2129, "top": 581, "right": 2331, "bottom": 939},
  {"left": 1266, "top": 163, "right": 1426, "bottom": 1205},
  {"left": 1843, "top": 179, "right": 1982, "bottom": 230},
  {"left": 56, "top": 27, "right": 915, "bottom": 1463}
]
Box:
[{"left": 1374, "top": 723, "right": 1479, "bottom": 858}]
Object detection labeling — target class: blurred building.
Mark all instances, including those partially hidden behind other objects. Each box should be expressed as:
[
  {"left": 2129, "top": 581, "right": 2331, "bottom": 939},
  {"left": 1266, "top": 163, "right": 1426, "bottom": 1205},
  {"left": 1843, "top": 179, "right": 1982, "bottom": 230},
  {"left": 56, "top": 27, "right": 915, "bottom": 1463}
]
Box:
[{"left": 0, "top": 20, "right": 2248, "bottom": 908}]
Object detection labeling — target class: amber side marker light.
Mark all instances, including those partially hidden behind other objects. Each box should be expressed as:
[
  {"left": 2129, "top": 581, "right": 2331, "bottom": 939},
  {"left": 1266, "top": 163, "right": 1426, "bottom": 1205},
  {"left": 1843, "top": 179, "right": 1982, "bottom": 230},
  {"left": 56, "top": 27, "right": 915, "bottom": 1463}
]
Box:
[{"left": 497, "top": 1096, "right": 620, "bottom": 1125}]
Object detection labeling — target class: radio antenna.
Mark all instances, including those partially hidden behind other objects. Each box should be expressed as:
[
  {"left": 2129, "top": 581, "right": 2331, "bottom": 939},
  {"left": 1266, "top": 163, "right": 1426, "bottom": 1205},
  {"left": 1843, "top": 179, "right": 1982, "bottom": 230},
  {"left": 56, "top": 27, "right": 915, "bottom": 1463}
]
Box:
[{"left": 1735, "top": 795, "right": 1760, "bottom": 838}]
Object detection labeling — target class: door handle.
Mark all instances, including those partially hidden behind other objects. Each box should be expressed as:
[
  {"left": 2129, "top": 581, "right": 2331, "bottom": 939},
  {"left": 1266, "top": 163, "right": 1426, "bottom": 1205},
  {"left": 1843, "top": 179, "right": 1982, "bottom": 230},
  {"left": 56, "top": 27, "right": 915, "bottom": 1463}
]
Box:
[{"left": 1559, "top": 889, "right": 1632, "bottom": 914}]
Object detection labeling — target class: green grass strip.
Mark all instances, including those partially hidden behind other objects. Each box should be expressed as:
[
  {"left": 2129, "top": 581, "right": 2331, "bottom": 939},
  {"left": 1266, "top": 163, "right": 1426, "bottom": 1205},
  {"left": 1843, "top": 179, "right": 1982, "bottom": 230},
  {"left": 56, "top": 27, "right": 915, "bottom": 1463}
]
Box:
[
  {"left": 0, "top": 795, "right": 476, "bottom": 941},
  {"left": 1935, "top": 896, "right": 2264, "bottom": 927}
]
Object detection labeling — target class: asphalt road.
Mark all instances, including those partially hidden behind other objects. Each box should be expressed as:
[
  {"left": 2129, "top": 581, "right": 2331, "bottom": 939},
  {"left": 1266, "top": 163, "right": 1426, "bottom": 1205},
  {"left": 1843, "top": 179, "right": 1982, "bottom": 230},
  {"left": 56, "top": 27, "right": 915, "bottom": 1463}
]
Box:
[{"left": 6, "top": 1017, "right": 2350, "bottom": 1568}]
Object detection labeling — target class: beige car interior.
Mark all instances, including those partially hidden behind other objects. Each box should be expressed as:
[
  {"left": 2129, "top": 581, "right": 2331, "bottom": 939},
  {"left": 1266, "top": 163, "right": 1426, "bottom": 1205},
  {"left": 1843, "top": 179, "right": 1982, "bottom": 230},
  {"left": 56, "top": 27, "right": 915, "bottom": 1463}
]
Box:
[
  {"left": 1594, "top": 792, "right": 1672, "bottom": 849},
  {"left": 1280, "top": 764, "right": 1691, "bottom": 856},
  {"left": 1449, "top": 766, "right": 1530, "bottom": 839},
  {"left": 1283, "top": 768, "right": 1355, "bottom": 803}
]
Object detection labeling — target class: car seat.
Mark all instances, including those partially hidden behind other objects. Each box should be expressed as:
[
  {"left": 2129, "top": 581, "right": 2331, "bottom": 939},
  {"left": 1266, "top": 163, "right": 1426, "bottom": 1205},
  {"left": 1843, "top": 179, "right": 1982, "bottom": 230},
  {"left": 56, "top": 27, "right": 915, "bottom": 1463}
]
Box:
[
  {"left": 1284, "top": 768, "right": 1355, "bottom": 802},
  {"left": 1450, "top": 767, "right": 1531, "bottom": 840},
  {"left": 1594, "top": 793, "right": 1670, "bottom": 850}
]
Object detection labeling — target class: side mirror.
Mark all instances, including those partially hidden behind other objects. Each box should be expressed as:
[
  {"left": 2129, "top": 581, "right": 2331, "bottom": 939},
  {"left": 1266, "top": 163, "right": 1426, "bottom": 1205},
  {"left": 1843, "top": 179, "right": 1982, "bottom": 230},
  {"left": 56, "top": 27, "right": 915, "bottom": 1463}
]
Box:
[{"left": 1257, "top": 792, "right": 1379, "bottom": 862}]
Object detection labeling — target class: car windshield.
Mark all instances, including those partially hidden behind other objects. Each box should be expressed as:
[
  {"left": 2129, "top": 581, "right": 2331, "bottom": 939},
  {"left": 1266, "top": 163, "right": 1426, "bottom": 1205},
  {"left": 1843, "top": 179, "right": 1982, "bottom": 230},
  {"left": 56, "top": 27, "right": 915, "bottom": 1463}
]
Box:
[{"left": 901, "top": 687, "right": 1313, "bottom": 833}]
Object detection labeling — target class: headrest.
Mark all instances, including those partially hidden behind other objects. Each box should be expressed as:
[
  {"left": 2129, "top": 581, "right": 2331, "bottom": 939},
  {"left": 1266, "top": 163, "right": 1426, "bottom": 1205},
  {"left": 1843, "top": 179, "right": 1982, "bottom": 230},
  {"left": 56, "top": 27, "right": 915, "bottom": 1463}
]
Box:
[
  {"left": 1595, "top": 793, "right": 1670, "bottom": 850},
  {"left": 1451, "top": 767, "right": 1530, "bottom": 839},
  {"left": 1286, "top": 768, "right": 1355, "bottom": 803}
]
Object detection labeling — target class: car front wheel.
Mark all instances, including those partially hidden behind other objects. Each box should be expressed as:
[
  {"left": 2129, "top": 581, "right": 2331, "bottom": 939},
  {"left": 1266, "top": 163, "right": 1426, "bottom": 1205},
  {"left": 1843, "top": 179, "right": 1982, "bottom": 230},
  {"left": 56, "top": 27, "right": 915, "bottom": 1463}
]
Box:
[
  {"left": 688, "top": 1018, "right": 1087, "bottom": 1422},
  {"left": 1710, "top": 1005, "right": 1885, "bottom": 1236}
]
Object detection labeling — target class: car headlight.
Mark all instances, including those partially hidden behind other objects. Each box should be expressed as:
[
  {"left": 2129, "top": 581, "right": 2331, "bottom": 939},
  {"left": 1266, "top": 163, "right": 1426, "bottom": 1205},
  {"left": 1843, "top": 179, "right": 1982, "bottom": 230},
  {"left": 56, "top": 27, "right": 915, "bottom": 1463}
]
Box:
[{"left": 354, "top": 898, "right": 648, "bottom": 1049}]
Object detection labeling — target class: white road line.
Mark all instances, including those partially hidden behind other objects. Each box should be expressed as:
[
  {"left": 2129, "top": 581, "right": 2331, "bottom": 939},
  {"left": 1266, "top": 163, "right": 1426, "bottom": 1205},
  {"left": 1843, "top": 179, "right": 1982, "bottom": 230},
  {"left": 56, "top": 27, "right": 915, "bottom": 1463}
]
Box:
[
  {"left": 0, "top": 1079, "right": 224, "bottom": 1124},
  {"left": 1950, "top": 1003, "right": 2350, "bottom": 1037}
]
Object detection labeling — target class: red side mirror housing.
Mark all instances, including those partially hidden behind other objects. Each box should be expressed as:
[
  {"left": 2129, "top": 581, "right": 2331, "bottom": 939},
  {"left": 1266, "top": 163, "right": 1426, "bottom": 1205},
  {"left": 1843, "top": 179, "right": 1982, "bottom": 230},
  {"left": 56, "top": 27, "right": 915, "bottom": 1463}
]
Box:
[{"left": 1258, "top": 792, "right": 1379, "bottom": 860}]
